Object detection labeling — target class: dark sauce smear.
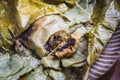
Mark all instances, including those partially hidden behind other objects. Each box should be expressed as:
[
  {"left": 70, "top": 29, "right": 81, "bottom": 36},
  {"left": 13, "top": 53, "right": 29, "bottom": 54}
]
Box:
[
  {"left": 20, "top": 24, "right": 33, "bottom": 41},
  {"left": 56, "top": 37, "right": 76, "bottom": 52},
  {"left": 68, "top": 38, "right": 76, "bottom": 46},
  {"left": 54, "top": 35, "right": 63, "bottom": 42},
  {"left": 44, "top": 35, "right": 63, "bottom": 53}
]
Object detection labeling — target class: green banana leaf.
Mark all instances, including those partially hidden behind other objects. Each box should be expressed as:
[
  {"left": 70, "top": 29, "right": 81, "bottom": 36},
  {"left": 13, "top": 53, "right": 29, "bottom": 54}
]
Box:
[
  {"left": 0, "top": 0, "right": 69, "bottom": 80},
  {"left": 42, "top": 0, "right": 80, "bottom": 5},
  {"left": 17, "top": 1, "right": 96, "bottom": 80},
  {"left": 10, "top": 0, "right": 69, "bottom": 37},
  {"left": 0, "top": 0, "right": 120, "bottom": 80},
  {"left": 0, "top": 0, "right": 15, "bottom": 54},
  {"left": 61, "top": 27, "right": 89, "bottom": 68},
  {"left": 87, "top": 0, "right": 120, "bottom": 65},
  {"left": 41, "top": 56, "right": 61, "bottom": 70},
  {"left": 0, "top": 0, "right": 69, "bottom": 53},
  {"left": 0, "top": 36, "right": 40, "bottom": 80},
  {"left": 0, "top": 52, "right": 40, "bottom": 80},
  {"left": 25, "top": 65, "right": 66, "bottom": 80},
  {"left": 62, "top": 0, "right": 96, "bottom": 25},
  {"left": 26, "top": 66, "right": 47, "bottom": 80}
]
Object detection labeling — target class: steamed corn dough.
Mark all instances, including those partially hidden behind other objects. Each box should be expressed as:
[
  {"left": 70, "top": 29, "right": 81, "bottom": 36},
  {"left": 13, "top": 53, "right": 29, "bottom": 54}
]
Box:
[{"left": 0, "top": 0, "right": 120, "bottom": 80}]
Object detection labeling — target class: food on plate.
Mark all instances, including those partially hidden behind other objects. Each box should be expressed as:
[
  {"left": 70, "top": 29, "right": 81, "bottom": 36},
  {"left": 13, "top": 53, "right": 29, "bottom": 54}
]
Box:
[{"left": 0, "top": 0, "right": 120, "bottom": 80}]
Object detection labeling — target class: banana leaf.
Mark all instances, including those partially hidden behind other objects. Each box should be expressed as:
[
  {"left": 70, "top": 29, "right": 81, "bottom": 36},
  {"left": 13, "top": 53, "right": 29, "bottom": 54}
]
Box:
[
  {"left": 25, "top": 66, "right": 47, "bottom": 80},
  {"left": 62, "top": 0, "right": 96, "bottom": 25},
  {"left": 0, "top": 52, "right": 40, "bottom": 80},
  {"left": 20, "top": 15, "right": 69, "bottom": 58},
  {"left": 87, "top": 0, "right": 120, "bottom": 65},
  {"left": 17, "top": 1, "right": 96, "bottom": 79},
  {"left": 0, "top": 1, "right": 69, "bottom": 79},
  {"left": 0, "top": 0, "right": 120, "bottom": 80},
  {"left": 10, "top": 0, "right": 69, "bottom": 37},
  {"left": 43, "top": 0, "right": 80, "bottom": 5},
  {"left": 25, "top": 65, "right": 66, "bottom": 80},
  {"left": 61, "top": 26, "right": 90, "bottom": 67},
  {"left": 48, "top": 70, "right": 66, "bottom": 80},
  {"left": 41, "top": 56, "right": 61, "bottom": 70},
  {"left": 61, "top": 39, "right": 87, "bottom": 68},
  {"left": 114, "top": 0, "right": 120, "bottom": 12},
  {"left": 0, "top": 36, "right": 40, "bottom": 80},
  {"left": 0, "top": 0, "right": 15, "bottom": 54}
]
